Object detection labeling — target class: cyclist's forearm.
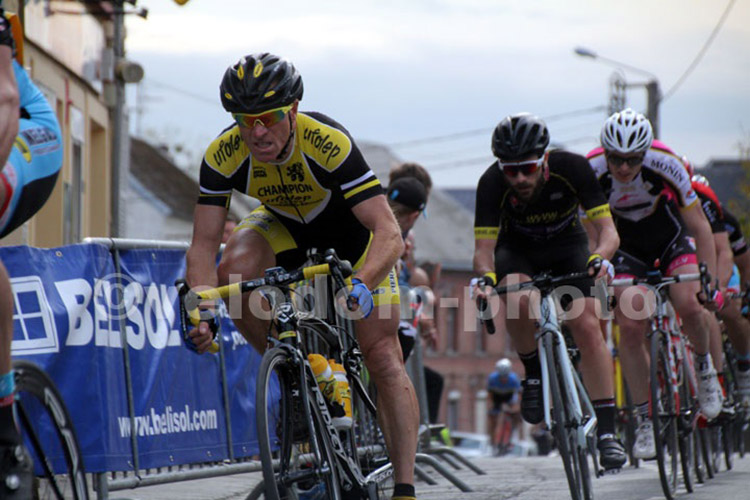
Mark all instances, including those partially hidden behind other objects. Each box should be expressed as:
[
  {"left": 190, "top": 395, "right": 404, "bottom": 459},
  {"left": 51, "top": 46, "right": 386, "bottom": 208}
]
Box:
[
  {"left": 473, "top": 239, "right": 495, "bottom": 276},
  {"left": 186, "top": 246, "right": 219, "bottom": 290},
  {"left": 357, "top": 226, "right": 402, "bottom": 289},
  {"left": 0, "top": 47, "right": 19, "bottom": 167},
  {"left": 589, "top": 216, "right": 619, "bottom": 260}
]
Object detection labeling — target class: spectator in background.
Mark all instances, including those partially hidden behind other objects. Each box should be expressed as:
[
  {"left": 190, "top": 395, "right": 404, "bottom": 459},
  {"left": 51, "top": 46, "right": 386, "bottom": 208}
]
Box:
[
  {"left": 386, "top": 171, "right": 445, "bottom": 424},
  {"left": 389, "top": 162, "right": 433, "bottom": 199}
]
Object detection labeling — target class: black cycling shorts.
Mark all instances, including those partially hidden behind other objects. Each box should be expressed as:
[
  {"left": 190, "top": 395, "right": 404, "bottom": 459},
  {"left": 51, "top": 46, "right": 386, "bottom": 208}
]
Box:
[
  {"left": 494, "top": 230, "right": 595, "bottom": 298},
  {"left": 613, "top": 229, "right": 697, "bottom": 278}
]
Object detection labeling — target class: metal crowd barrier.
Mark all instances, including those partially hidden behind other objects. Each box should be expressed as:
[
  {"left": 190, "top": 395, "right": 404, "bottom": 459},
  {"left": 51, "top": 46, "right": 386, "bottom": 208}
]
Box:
[{"left": 81, "top": 237, "right": 483, "bottom": 498}]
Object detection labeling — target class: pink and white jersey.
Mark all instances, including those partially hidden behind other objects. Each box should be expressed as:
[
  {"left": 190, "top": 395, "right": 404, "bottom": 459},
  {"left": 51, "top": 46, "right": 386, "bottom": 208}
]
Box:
[{"left": 586, "top": 140, "right": 699, "bottom": 254}]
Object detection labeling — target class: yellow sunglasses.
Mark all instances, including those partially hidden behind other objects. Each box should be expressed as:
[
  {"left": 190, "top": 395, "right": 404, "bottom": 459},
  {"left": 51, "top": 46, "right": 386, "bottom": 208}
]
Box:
[{"left": 232, "top": 104, "right": 293, "bottom": 129}]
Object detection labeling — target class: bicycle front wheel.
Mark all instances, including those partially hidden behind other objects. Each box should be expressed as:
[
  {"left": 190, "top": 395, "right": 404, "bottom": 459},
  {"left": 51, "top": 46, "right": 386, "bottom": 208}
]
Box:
[
  {"left": 649, "top": 333, "right": 678, "bottom": 499},
  {"left": 545, "top": 333, "right": 592, "bottom": 500},
  {"left": 13, "top": 359, "right": 89, "bottom": 500},
  {"left": 256, "top": 347, "right": 342, "bottom": 500}
]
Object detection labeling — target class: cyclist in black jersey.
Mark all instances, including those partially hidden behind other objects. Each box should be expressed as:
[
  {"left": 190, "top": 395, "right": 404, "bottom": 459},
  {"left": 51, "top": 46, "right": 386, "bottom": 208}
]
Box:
[
  {"left": 587, "top": 109, "right": 723, "bottom": 459},
  {"left": 185, "top": 53, "right": 418, "bottom": 500},
  {"left": 472, "top": 112, "right": 626, "bottom": 469}
]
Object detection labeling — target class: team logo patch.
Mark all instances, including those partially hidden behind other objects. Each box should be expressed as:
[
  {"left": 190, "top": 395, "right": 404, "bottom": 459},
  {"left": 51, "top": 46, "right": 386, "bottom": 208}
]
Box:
[{"left": 13, "top": 136, "right": 31, "bottom": 162}]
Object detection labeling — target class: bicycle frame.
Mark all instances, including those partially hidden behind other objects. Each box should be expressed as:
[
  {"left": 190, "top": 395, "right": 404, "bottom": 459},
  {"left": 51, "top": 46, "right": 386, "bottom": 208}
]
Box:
[{"left": 537, "top": 294, "right": 598, "bottom": 451}]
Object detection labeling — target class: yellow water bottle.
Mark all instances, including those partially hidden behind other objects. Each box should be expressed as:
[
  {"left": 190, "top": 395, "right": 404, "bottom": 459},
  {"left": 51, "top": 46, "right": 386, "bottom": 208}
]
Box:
[
  {"left": 329, "top": 360, "right": 353, "bottom": 429},
  {"left": 308, "top": 354, "right": 345, "bottom": 419}
]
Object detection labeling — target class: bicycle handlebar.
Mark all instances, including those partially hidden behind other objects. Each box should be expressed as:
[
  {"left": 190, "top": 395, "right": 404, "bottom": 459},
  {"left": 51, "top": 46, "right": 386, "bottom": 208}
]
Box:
[
  {"left": 475, "top": 270, "right": 594, "bottom": 335},
  {"left": 179, "top": 250, "right": 353, "bottom": 354}
]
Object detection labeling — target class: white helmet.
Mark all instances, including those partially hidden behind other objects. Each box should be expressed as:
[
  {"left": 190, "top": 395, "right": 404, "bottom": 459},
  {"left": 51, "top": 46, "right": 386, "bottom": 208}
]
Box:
[
  {"left": 691, "top": 174, "right": 710, "bottom": 186},
  {"left": 495, "top": 358, "right": 512, "bottom": 377},
  {"left": 600, "top": 108, "right": 654, "bottom": 154}
]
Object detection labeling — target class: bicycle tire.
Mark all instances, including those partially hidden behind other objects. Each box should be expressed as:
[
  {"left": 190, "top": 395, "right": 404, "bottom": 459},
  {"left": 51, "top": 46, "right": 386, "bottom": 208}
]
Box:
[
  {"left": 649, "top": 332, "right": 678, "bottom": 499},
  {"left": 692, "top": 428, "right": 706, "bottom": 484},
  {"left": 621, "top": 381, "right": 639, "bottom": 468},
  {"left": 545, "top": 333, "right": 590, "bottom": 500},
  {"left": 698, "top": 425, "right": 715, "bottom": 479},
  {"left": 256, "top": 347, "right": 342, "bottom": 500},
  {"left": 722, "top": 420, "right": 734, "bottom": 471},
  {"left": 13, "top": 359, "right": 89, "bottom": 500},
  {"left": 677, "top": 356, "right": 697, "bottom": 492}
]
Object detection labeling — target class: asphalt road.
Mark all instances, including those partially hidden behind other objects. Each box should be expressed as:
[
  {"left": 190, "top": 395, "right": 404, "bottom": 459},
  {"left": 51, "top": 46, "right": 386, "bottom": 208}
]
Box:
[{"left": 108, "top": 451, "right": 750, "bottom": 500}]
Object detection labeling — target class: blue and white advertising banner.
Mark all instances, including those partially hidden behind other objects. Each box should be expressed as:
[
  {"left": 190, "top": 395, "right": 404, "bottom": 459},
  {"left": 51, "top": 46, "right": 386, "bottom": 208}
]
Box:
[{"left": 4, "top": 244, "right": 263, "bottom": 472}]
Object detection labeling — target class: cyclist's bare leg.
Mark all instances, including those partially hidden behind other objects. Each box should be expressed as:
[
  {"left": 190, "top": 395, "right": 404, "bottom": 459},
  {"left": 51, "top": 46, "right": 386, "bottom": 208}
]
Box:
[
  {"left": 615, "top": 286, "right": 651, "bottom": 405},
  {"left": 720, "top": 298, "right": 750, "bottom": 357},
  {"left": 217, "top": 228, "right": 276, "bottom": 354},
  {"left": 500, "top": 273, "right": 538, "bottom": 355},
  {"left": 564, "top": 297, "right": 614, "bottom": 400},
  {"left": 356, "top": 305, "right": 418, "bottom": 485},
  {"left": 669, "top": 265, "right": 711, "bottom": 358},
  {"left": 705, "top": 310, "right": 724, "bottom": 372}
]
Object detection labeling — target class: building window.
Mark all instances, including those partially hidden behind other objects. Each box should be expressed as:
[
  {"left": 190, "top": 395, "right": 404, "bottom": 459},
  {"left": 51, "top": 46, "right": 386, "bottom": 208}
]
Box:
[
  {"left": 447, "top": 390, "right": 461, "bottom": 430},
  {"left": 64, "top": 140, "right": 84, "bottom": 244},
  {"left": 475, "top": 316, "right": 486, "bottom": 354},
  {"left": 444, "top": 304, "right": 457, "bottom": 353},
  {"left": 64, "top": 107, "right": 85, "bottom": 244}
]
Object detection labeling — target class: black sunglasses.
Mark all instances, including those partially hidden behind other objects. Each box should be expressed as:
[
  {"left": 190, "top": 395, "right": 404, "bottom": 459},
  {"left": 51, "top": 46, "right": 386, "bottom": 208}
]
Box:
[{"left": 606, "top": 154, "right": 645, "bottom": 167}]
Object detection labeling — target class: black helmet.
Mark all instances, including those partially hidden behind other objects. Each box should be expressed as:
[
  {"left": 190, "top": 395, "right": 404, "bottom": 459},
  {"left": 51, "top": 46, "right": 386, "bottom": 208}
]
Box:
[
  {"left": 491, "top": 113, "right": 550, "bottom": 160},
  {"left": 219, "top": 53, "right": 303, "bottom": 114}
]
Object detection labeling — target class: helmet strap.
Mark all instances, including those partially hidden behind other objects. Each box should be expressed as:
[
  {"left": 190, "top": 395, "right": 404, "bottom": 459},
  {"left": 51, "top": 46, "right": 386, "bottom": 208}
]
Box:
[{"left": 274, "top": 113, "right": 295, "bottom": 162}]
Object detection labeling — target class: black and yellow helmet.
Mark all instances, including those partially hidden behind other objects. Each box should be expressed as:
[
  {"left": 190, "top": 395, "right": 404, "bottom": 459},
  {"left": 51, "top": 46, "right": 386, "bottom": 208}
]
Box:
[{"left": 219, "top": 53, "right": 303, "bottom": 114}]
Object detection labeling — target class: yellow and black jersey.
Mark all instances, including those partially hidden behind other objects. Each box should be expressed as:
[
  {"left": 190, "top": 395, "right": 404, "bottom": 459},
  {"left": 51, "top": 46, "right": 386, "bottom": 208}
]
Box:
[
  {"left": 199, "top": 111, "right": 382, "bottom": 219},
  {"left": 474, "top": 150, "right": 611, "bottom": 243},
  {"left": 198, "top": 111, "right": 383, "bottom": 270}
]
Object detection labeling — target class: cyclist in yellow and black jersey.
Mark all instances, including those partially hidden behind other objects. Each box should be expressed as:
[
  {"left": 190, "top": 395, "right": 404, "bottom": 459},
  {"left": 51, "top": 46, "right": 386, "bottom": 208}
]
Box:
[
  {"left": 198, "top": 111, "right": 380, "bottom": 270},
  {"left": 187, "top": 53, "right": 418, "bottom": 500}
]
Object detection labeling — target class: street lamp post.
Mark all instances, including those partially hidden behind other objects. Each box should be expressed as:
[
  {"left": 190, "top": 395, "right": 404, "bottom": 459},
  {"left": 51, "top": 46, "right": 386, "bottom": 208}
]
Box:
[{"left": 574, "top": 47, "right": 661, "bottom": 138}]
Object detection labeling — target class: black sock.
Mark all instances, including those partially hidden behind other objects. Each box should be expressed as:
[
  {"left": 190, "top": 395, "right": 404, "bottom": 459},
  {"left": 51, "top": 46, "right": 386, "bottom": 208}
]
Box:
[
  {"left": 593, "top": 398, "right": 616, "bottom": 437},
  {"left": 392, "top": 483, "right": 415, "bottom": 499},
  {"left": 519, "top": 350, "right": 541, "bottom": 379}
]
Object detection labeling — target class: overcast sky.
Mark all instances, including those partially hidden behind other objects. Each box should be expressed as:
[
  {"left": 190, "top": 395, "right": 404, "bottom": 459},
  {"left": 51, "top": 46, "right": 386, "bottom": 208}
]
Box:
[{"left": 125, "top": 0, "right": 750, "bottom": 187}]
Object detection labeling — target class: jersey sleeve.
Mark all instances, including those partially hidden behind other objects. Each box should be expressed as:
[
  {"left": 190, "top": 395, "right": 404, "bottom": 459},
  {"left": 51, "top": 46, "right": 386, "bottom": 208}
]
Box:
[
  {"left": 335, "top": 144, "right": 384, "bottom": 208},
  {"left": 697, "top": 192, "right": 725, "bottom": 233},
  {"left": 197, "top": 127, "right": 247, "bottom": 209},
  {"left": 474, "top": 165, "right": 502, "bottom": 241},
  {"left": 567, "top": 153, "right": 610, "bottom": 219},
  {"left": 303, "top": 112, "right": 384, "bottom": 208}
]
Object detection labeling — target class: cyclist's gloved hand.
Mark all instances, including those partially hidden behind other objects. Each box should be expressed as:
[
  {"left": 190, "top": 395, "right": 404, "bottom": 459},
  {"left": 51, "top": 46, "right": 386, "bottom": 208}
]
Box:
[
  {"left": 708, "top": 287, "right": 724, "bottom": 311},
  {"left": 177, "top": 279, "right": 219, "bottom": 353},
  {"left": 349, "top": 278, "right": 374, "bottom": 318},
  {"left": 470, "top": 273, "right": 496, "bottom": 299},
  {"left": 185, "top": 316, "right": 220, "bottom": 353},
  {"left": 587, "top": 254, "right": 614, "bottom": 282}
]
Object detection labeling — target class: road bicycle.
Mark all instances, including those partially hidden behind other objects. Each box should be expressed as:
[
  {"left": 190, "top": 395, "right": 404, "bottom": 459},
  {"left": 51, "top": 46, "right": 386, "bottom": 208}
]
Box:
[
  {"left": 180, "top": 249, "right": 392, "bottom": 500},
  {"left": 479, "top": 271, "right": 601, "bottom": 500},
  {"left": 611, "top": 266, "right": 709, "bottom": 499},
  {"left": 12, "top": 359, "right": 90, "bottom": 499}
]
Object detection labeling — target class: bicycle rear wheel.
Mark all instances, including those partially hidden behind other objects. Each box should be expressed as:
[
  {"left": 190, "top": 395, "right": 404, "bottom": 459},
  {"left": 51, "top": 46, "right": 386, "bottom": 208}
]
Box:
[
  {"left": 649, "top": 332, "right": 678, "bottom": 499},
  {"left": 545, "top": 334, "right": 592, "bottom": 500},
  {"left": 13, "top": 359, "right": 89, "bottom": 500},
  {"left": 256, "top": 347, "right": 342, "bottom": 500}
]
